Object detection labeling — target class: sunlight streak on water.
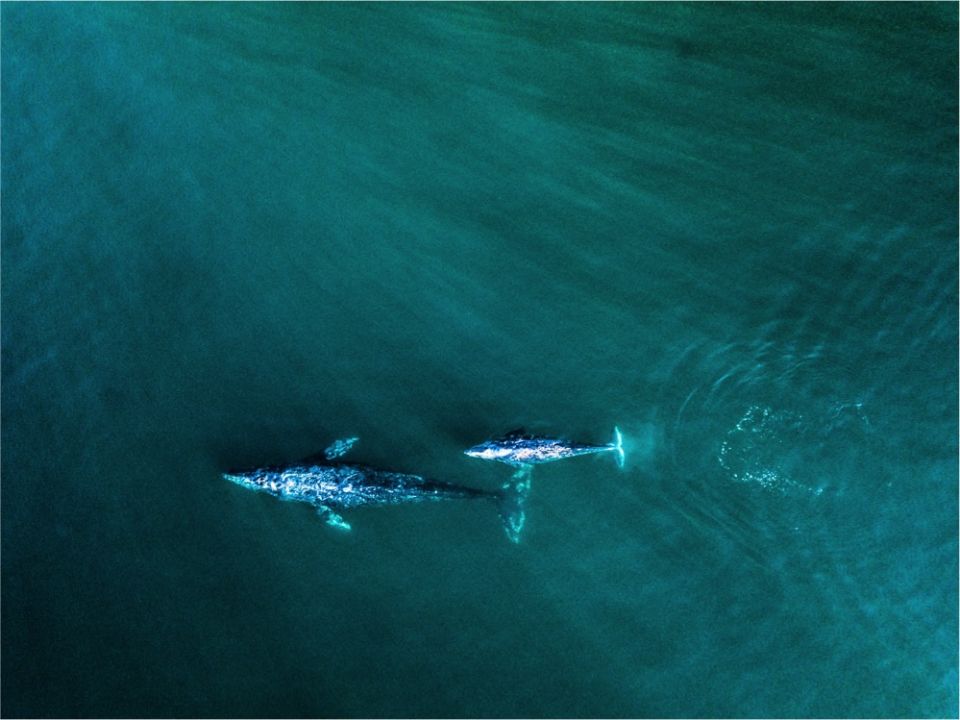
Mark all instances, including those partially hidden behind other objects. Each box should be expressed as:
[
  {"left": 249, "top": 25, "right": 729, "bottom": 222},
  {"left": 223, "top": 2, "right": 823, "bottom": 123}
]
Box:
[{"left": 2, "top": 3, "right": 956, "bottom": 717}]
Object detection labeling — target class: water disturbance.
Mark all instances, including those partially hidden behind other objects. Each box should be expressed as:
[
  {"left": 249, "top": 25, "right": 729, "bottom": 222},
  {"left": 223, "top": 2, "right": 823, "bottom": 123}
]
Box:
[{"left": 2, "top": 3, "right": 957, "bottom": 717}]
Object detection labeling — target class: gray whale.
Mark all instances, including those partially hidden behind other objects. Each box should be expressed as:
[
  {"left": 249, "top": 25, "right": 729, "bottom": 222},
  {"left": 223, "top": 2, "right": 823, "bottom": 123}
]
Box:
[
  {"left": 224, "top": 437, "right": 529, "bottom": 542},
  {"left": 465, "top": 426, "right": 625, "bottom": 469}
]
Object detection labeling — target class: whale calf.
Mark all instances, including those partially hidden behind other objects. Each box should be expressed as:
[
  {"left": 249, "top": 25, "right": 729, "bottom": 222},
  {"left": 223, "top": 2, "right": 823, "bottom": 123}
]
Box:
[
  {"left": 465, "top": 426, "right": 625, "bottom": 469},
  {"left": 224, "top": 438, "right": 529, "bottom": 542}
]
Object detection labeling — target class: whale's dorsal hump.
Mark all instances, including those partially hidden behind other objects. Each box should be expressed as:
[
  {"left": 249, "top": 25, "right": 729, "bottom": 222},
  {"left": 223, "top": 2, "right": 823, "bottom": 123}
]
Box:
[
  {"left": 504, "top": 427, "right": 528, "bottom": 439},
  {"left": 324, "top": 436, "right": 359, "bottom": 460}
]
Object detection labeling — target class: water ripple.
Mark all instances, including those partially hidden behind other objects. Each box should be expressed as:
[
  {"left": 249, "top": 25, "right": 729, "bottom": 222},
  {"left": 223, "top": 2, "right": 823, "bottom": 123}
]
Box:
[{"left": 654, "top": 331, "right": 885, "bottom": 565}]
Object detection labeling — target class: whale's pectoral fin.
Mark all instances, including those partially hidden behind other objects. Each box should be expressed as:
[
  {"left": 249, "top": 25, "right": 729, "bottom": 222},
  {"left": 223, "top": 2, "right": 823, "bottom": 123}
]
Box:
[
  {"left": 317, "top": 505, "right": 351, "bottom": 531},
  {"left": 511, "top": 465, "right": 533, "bottom": 482},
  {"left": 324, "top": 436, "right": 359, "bottom": 460},
  {"left": 498, "top": 469, "right": 532, "bottom": 543}
]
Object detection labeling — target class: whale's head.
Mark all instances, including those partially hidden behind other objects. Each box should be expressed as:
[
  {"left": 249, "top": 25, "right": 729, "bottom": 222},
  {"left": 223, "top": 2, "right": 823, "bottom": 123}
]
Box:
[
  {"left": 464, "top": 442, "right": 513, "bottom": 462},
  {"left": 223, "top": 469, "right": 274, "bottom": 493}
]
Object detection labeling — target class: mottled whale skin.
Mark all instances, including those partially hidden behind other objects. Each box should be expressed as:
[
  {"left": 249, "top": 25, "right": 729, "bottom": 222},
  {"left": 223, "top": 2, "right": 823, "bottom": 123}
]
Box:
[
  {"left": 465, "top": 427, "right": 625, "bottom": 469},
  {"left": 224, "top": 438, "right": 528, "bottom": 542}
]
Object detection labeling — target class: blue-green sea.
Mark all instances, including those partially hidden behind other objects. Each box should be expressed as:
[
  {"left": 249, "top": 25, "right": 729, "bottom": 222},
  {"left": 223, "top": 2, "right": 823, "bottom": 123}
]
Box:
[{"left": 2, "top": 3, "right": 957, "bottom": 718}]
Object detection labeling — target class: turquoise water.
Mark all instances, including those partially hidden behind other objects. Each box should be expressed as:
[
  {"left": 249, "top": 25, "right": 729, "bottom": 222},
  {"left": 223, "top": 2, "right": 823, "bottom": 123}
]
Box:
[{"left": 2, "top": 3, "right": 957, "bottom": 717}]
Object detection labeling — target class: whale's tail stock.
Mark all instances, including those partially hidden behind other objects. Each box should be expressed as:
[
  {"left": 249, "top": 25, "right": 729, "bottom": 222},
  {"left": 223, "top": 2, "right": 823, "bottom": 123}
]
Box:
[{"left": 497, "top": 466, "right": 532, "bottom": 543}]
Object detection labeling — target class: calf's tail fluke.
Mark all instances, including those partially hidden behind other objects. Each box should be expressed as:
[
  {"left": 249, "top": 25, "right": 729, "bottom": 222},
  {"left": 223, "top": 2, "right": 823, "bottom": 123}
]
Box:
[
  {"left": 497, "top": 469, "right": 532, "bottom": 543},
  {"left": 611, "top": 426, "right": 626, "bottom": 469}
]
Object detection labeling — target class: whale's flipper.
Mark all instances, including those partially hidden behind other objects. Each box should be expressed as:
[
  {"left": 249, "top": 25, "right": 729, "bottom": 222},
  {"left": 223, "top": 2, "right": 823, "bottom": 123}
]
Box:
[
  {"left": 511, "top": 465, "right": 533, "bottom": 482},
  {"left": 317, "top": 505, "right": 351, "bottom": 531},
  {"left": 324, "top": 437, "right": 359, "bottom": 460},
  {"left": 498, "top": 467, "right": 532, "bottom": 543}
]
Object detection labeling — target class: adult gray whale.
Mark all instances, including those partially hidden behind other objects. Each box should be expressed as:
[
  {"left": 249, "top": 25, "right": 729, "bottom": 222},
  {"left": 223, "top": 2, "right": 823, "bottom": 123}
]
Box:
[
  {"left": 224, "top": 437, "right": 529, "bottom": 542},
  {"left": 465, "top": 427, "right": 625, "bottom": 469}
]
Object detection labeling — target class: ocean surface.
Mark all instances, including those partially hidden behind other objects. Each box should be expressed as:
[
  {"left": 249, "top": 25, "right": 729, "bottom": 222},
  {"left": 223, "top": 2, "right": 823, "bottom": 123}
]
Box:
[{"left": 2, "top": 3, "right": 957, "bottom": 718}]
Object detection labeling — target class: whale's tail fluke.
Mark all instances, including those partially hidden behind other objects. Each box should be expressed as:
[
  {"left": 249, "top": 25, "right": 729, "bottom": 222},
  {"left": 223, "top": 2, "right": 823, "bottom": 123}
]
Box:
[
  {"left": 612, "top": 426, "right": 626, "bottom": 469},
  {"left": 497, "top": 467, "right": 532, "bottom": 543}
]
